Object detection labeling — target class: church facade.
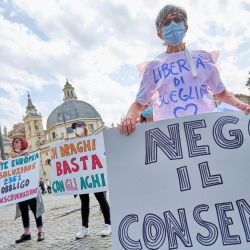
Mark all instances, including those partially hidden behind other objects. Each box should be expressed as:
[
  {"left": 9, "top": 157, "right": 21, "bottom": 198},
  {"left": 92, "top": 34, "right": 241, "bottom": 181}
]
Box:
[{"left": 19, "top": 80, "right": 105, "bottom": 179}]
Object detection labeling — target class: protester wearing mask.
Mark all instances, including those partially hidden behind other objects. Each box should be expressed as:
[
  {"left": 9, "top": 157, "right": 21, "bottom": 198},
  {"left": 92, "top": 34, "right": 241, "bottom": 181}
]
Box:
[
  {"left": 120, "top": 4, "right": 250, "bottom": 135},
  {"left": 8, "top": 138, "right": 45, "bottom": 243},
  {"left": 71, "top": 120, "right": 111, "bottom": 239},
  {"left": 139, "top": 105, "right": 154, "bottom": 123}
]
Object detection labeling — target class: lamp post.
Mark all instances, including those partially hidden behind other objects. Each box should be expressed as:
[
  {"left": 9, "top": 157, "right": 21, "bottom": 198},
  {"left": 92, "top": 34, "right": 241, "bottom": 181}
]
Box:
[
  {"left": 0, "top": 124, "right": 6, "bottom": 160},
  {"left": 61, "top": 109, "right": 69, "bottom": 140}
]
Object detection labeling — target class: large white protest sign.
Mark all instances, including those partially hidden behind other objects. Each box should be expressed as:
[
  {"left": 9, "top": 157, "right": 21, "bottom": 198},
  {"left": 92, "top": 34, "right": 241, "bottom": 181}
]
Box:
[
  {"left": 104, "top": 111, "right": 250, "bottom": 250},
  {"left": 0, "top": 151, "right": 40, "bottom": 207},
  {"left": 50, "top": 133, "right": 108, "bottom": 195}
]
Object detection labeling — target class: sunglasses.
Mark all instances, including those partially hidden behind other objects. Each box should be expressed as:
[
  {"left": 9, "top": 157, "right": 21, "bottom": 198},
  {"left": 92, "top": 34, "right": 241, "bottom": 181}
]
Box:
[
  {"left": 159, "top": 12, "right": 185, "bottom": 29},
  {"left": 14, "top": 140, "right": 21, "bottom": 144}
]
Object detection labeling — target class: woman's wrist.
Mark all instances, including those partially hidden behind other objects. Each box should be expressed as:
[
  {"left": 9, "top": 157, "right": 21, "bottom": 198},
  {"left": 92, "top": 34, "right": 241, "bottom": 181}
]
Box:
[{"left": 237, "top": 102, "right": 250, "bottom": 111}]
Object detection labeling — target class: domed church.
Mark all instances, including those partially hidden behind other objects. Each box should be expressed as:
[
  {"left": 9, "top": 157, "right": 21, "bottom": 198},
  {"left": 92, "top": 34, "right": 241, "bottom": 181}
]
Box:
[
  {"left": 22, "top": 80, "right": 105, "bottom": 179},
  {"left": 46, "top": 80, "right": 104, "bottom": 141}
]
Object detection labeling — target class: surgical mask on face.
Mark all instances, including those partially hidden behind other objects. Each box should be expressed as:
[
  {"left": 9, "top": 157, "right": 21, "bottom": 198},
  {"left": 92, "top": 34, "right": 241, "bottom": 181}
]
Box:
[
  {"left": 75, "top": 127, "right": 84, "bottom": 136},
  {"left": 15, "top": 148, "right": 21, "bottom": 153},
  {"left": 162, "top": 21, "right": 185, "bottom": 46},
  {"left": 141, "top": 107, "right": 153, "bottom": 118}
]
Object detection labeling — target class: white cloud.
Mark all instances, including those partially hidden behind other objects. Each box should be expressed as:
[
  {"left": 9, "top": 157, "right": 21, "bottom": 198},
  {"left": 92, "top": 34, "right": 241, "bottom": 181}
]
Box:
[
  {"left": 0, "top": 97, "right": 25, "bottom": 129},
  {"left": 0, "top": 0, "right": 250, "bottom": 131}
]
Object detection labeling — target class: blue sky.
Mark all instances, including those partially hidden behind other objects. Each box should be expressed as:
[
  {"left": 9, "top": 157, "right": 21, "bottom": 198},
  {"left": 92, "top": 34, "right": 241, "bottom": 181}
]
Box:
[{"left": 0, "top": 0, "right": 250, "bottom": 131}]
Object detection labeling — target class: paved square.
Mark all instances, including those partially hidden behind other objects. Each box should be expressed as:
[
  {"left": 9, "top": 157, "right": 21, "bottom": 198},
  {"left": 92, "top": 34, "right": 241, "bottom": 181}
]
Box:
[{"left": 0, "top": 194, "right": 112, "bottom": 250}]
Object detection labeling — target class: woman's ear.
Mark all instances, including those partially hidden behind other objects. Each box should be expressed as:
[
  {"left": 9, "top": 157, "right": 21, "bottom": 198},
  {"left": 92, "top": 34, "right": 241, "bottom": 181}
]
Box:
[{"left": 185, "top": 24, "right": 188, "bottom": 32}]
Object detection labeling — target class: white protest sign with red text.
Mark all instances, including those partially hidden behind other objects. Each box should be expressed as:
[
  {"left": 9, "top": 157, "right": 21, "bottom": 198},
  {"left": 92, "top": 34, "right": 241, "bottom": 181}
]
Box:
[
  {"left": 0, "top": 151, "right": 40, "bottom": 207},
  {"left": 50, "top": 133, "right": 108, "bottom": 195}
]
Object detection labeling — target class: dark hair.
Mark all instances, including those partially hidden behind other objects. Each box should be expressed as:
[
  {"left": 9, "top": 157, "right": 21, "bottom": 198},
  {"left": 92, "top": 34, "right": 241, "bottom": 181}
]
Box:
[
  {"left": 139, "top": 114, "right": 147, "bottom": 123},
  {"left": 71, "top": 120, "right": 87, "bottom": 129}
]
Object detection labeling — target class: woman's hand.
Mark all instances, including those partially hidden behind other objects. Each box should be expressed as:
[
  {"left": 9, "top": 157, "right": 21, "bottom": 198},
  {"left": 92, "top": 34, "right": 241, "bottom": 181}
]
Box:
[
  {"left": 216, "top": 90, "right": 250, "bottom": 114},
  {"left": 119, "top": 101, "right": 145, "bottom": 136},
  {"left": 235, "top": 102, "right": 250, "bottom": 114},
  {"left": 119, "top": 116, "right": 136, "bottom": 136},
  {"left": 246, "top": 106, "right": 250, "bottom": 114}
]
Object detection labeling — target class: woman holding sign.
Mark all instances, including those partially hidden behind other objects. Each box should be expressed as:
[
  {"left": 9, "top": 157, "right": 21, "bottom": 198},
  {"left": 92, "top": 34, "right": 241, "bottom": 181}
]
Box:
[
  {"left": 120, "top": 4, "right": 250, "bottom": 135},
  {"left": 10, "top": 137, "right": 45, "bottom": 243},
  {"left": 72, "top": 120, "right": 111, "bottom": 239}
]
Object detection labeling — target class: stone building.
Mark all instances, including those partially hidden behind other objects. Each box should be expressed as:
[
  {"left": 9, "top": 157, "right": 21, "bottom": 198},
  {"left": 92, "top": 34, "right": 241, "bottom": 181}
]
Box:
[{"left": 4, "top": 80, "right": 105, "bottom": 179}]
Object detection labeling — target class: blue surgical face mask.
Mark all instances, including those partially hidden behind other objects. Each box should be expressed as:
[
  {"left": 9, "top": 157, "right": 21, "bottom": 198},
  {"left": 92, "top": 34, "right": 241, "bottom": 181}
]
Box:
[
  {"left": 162, "top": 21, "right": 186, "bottom": 46},
  {"left": 141, "top": 107, "right": 153, "bottom": 118}
]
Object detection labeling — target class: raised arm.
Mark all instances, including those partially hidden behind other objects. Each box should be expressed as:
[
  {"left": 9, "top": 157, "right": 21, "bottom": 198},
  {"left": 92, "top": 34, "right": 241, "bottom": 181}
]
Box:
[{"left": 215, "top": 90, "right": 250, "bottom": 114}]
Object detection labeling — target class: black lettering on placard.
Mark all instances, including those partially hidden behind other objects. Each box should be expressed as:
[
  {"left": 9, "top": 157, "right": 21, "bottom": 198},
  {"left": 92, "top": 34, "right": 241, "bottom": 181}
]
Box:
[
  {"left": 213, "top": 116, "right": 244, "bottom": 149},
  {"left": 145, "top": 125, "right": 183, "bottom": 165}
]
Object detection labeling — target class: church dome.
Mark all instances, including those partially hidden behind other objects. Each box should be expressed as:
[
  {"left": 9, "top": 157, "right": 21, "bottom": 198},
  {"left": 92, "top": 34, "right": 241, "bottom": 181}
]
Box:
[
  {"left": 46, "top": 100, "right": 102, "bottom": 129},
  {"left": 46, "top": 80, "right": 102, "bottom": 129}
]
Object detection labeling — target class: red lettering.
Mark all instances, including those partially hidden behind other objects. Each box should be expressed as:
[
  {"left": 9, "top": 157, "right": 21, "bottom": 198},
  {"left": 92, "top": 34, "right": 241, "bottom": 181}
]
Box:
[
  {"left": 63, "top": 160, "right": 72, "bottom": 175},
  {"left": 80, "top": 155, "right": 88, "bottom": 170},
  {"left": 71, "top": 157, "right": 79, "bottom": 173},
  {"left": 56, "top": 162, "right": 62, "bottom": 176},
  {"left": 92, "top": 154, "right": 103, "bottom": 170}
]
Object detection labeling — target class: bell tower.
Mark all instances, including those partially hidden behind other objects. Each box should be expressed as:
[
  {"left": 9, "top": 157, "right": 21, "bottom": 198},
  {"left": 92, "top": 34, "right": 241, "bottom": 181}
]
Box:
[
  {"left": 63, "top": 79, "right": 77, "bottom": 102},
  {"left": 23, "top": 94, "right": 46, "bottom": 151}
]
